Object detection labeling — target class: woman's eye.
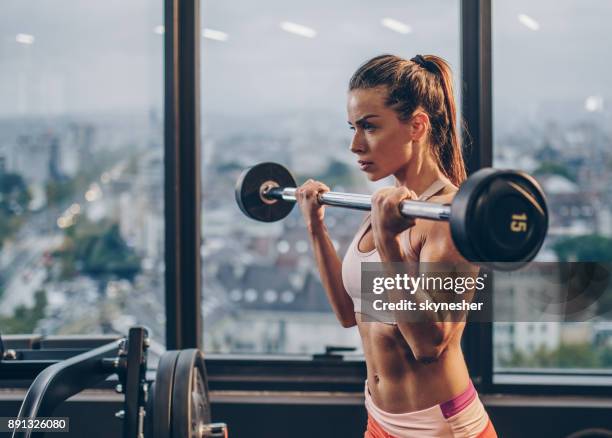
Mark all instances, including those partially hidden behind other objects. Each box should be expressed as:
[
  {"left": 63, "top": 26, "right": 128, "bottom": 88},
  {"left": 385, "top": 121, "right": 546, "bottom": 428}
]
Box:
[{"left": 348, "top": 124, "right": 375, "bottom": 132}]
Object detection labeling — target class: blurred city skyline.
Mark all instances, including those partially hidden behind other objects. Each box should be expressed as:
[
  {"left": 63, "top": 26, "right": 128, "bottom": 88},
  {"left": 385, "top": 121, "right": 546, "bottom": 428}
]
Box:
[{"left": 1, "top": 0, "right": 612, "bottom": 371}]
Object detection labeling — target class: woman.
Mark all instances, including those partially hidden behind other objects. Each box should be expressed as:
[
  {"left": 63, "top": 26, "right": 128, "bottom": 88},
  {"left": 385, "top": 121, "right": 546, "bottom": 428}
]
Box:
[{"left": 295, "top": 54, "right": 498, "bottom": 438}]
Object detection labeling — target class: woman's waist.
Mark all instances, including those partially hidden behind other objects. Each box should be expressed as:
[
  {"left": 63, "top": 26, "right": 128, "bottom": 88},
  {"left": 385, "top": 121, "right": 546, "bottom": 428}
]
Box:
[
  {"left": 365, "top": 370, "right": 471, "bottom": 414},
  {"left": 365, "top": 377, "right": 477, "bottom": 417},
  {"left": 363, "top": 346, "right": 470, "bottom": 412},
  {"left": 364, "top": 378, "right": 492, "bottom": 438}
]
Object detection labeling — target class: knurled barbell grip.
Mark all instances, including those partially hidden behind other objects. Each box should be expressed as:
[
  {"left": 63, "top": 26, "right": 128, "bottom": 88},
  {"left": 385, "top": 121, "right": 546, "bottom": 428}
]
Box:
[{"left": 264, "top": 187, "right": 452, "bottom": 221}]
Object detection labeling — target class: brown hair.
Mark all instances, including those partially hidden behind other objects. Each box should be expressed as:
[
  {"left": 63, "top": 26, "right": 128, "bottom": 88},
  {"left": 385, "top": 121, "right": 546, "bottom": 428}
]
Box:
[{"left": 349, "top": 54, "right": 466, "bottom": 186}]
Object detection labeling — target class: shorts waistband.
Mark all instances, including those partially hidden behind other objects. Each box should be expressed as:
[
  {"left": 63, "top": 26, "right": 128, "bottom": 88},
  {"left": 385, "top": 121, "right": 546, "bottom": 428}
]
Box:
[
  {"left": 440, "top": 380, "right": 477, "bottom": 418},
  {"left": 364, "top": 380, "right": 490, "bottom": 438},
  {"left": 365, "top": 379, "right": 476, "bottom": 418}
]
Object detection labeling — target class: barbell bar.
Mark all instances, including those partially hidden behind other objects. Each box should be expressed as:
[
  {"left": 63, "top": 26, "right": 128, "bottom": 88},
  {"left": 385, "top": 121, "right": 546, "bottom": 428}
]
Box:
[
  {"left": 235, "top": 162, "right": 549, "bottom": 270},
  {"left": 264, "top": 187, "right": 451, "bottom": 220}
]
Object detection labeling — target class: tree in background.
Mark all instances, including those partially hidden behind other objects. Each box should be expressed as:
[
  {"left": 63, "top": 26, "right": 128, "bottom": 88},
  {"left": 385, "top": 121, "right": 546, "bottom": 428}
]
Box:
[
  {"left": 0, "top": 172, "right": 31, "bottom": 247},
  {"left": 534, "top": 160, "right": 577, "bottom": 182},
  {"left": 54, "top": 219, "right": 141, "bottom": 281},
  {"left": 294, "top": 159, "right": 361, "bottom": 191},
  {"left": 499, "top": 342, "right": 612, "bottom": 368},
  {"left": 553, "top": 235, "right": 612, "bottom": 262},
  {"left": 552, "top": 235, "right": 612, "bottom": 320},
  {"left": 0, "top": 289, "right": 47, "bottom": 334}
]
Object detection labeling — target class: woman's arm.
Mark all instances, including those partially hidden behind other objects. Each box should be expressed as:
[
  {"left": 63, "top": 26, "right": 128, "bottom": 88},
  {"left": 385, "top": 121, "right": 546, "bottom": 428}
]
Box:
[
  {"left": 371, "top": 187, "right": 478, "bottom": 362},
  {"left": 296, "top": 180, "right": 357, "bottom": 328},
  {"left": 307, "top": 221, "right": 357, "bottom": 328},
  {"left": 377, "top": 224, "right": 475, "bottom": 362}
]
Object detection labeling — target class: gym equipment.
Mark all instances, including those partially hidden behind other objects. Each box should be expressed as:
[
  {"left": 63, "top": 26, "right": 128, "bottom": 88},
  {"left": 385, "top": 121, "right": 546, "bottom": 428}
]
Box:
[
  {"left": 152, "top": 349, "right": 223, "bottom": 438},
  {"left": 1, "top": 327, "right": 227, "bottom": 438},
  {"left": 172, "top": 350, "right": 215, "bottom": 438},
  {"left": 235, "top": 162, "right": 548, "bottom": 270},
  {"left": 152, "top": 350, "right": 180, "bottom": 438}
]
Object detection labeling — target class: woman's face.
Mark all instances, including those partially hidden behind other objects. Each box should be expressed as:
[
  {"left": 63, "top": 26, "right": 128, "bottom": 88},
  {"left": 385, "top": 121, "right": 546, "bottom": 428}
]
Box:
[{"left": 347, "top": 86, "right": 417, "bottom": 181}]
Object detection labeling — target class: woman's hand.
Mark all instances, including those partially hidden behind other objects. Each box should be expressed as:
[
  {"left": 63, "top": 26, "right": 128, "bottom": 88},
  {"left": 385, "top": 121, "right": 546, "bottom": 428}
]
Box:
[
  {"left": 295, "top": 179, "right": 330, "bottom": 231},
  {"left": 370, "top": 186, "right": 417, "bottom": 247}
]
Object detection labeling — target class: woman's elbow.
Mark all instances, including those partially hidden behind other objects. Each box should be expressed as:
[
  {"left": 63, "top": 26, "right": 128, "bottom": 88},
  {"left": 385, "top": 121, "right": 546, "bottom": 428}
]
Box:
[
  {"left": 410, "top": 327, "right": 451, "bottom": 363},
  {"left": 411, "top": 343, "right": 447, "bottom": 363},
  {"left": 339, "top": 315, "right": 357, "bottom": 328}
]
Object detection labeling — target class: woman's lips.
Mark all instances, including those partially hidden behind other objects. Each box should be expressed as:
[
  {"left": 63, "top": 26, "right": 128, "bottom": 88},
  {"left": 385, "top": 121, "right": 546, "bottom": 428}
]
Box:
[{"left": 358, "top": 160, "right": 374, "bottom": 171}]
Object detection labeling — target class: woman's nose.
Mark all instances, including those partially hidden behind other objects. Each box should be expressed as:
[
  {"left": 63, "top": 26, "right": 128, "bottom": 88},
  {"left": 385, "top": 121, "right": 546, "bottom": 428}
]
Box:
[{"left": 350, "top": 132, "right": 367, "bottom": 154}]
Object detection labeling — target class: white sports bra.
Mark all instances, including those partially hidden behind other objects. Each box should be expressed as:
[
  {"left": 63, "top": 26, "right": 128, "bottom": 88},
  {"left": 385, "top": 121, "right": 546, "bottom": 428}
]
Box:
[{"left": 341, "top": 179, "right": 449, "bottom": 324}]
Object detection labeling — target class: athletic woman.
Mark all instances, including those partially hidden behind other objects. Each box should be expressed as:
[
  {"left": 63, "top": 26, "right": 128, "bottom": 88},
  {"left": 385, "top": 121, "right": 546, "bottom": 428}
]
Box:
[{"left": 295, "top": 54, "right": 498, "bottom": 438}]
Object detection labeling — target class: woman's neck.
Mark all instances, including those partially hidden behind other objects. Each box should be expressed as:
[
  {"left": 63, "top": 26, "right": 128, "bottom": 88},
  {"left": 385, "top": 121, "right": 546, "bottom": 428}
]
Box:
[{"left": 393, "top": 148, "right": 451, "bottom": 196}]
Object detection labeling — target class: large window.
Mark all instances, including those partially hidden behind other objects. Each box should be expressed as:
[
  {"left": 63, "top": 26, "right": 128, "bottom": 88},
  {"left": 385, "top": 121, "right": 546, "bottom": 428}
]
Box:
[
  {"left": 493, "top": 1, "right": 612, "bottom": 384},
  {"left": 0, "top": 1, "right": 165, "bottom": 343},
  {"left": 201, "top": 1, "right": 461, "bottom": 355}
]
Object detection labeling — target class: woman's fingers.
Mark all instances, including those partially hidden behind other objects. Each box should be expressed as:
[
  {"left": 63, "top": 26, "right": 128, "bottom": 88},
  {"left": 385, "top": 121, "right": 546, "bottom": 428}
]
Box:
[
  {"left": 296, "top": 180, "right": 330, "bottom": 202},
  {"left": 371, "top": 186, "right": 417, "bottom": 235},
  {"left": 372, "top": 187, "right": 416, "bottom": 213},
  {"left": 295, "top": 179, "right": 330, "bottom": 227}
]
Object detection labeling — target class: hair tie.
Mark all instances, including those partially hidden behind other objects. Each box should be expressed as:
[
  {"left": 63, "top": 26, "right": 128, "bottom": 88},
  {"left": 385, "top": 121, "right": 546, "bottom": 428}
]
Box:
[{"left": 411, "top": 54, "right": 436, "bottom": 73}]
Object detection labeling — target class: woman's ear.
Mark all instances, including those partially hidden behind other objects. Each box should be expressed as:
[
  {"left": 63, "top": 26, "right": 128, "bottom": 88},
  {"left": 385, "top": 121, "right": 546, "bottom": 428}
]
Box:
[{"left": 409, "top": 112, "right": 430, "bottom": 141}]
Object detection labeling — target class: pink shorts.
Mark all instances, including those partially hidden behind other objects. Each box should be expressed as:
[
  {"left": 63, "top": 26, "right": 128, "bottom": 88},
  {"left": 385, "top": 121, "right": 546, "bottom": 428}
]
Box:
[{"left": 364, "top": 380, "right": 498, "bottom": 438}]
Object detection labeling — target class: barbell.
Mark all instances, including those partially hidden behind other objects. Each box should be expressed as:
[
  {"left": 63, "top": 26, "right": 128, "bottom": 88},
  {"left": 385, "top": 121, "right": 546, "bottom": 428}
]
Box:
[{"left": 235, "top": 162, "right": 549, "bottom": 270}]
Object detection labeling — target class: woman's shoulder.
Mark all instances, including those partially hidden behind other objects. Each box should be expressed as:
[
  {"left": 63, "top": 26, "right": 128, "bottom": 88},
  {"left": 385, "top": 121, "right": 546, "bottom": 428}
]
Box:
[
  {"left": 416, "top": 184, "right": 457, "bottom": 231},
  {"left": 417, "top": 184, "right": 464, "bottom": 261},
  {"left": 426, "top": 182, "right": 458, "bottom": 203}
]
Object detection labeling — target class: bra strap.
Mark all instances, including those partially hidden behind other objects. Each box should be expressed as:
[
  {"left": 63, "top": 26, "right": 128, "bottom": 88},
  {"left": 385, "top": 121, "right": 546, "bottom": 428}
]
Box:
[{"left": 417, "top": 179, "right": 449, "bottom": 201}]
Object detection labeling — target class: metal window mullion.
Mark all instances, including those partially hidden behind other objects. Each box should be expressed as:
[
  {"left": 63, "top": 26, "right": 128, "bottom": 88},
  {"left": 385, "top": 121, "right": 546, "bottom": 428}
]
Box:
[
  {"left": 461, "top": 0, "right": 493, "bottom": 392},
  {"left": 461, "top": 0, "right": 493, "bottom": 172},
  {"left": 164, "top": 0, "right": 202, "bottom": 350}
]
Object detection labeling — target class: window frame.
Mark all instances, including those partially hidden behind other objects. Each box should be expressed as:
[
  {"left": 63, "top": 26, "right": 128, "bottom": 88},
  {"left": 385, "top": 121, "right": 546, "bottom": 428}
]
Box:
[
  {"left": 164, "top": 0, "right": 202, "bottom": 350},
  {"left": 56, "top": 0, "right": 605, "bottom": 397},
  {"left": 459, "top": 0, "right": 612, "bottom": 396},
  {"left": 0, "top": 0, "right": 609, "bottom": 398}
]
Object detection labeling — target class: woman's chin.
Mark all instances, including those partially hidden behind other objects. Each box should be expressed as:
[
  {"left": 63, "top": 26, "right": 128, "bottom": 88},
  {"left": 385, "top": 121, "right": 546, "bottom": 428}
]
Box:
[{"left": 366, "top": 172, "right": 385, "bottom": 182}]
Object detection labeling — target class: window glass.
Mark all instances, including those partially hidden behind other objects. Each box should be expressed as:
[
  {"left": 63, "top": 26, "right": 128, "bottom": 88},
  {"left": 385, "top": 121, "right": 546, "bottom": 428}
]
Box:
[
  {"left": 0, "top": 1, "right": 165, "bottom": 343},
  {"left": 201, "top": 1, "right": 460, "bottom": 354},
  {"left": 493, "top": 0, "right": 612, "bottom": 383}
]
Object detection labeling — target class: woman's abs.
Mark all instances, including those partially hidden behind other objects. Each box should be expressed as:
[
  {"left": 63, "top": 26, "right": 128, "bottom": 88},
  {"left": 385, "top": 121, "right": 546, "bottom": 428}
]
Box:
[{"left": 358, "top": 319, "right": 471, "bottom": 413}]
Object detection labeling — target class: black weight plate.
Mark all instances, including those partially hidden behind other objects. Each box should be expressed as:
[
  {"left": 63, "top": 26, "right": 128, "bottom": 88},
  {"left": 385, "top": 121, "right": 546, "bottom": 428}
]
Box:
[
  {"left": 477, "top": 172, "right": 548, "bottom": 267},
  {"left": 450, "top": 168, "right": 548, "bottom": 270},
  {"left": 450, "top": 168, "right": 499, "bottom": 264},
  {"left": 153, "top": 351, "right": 180, "bottom": 438},
  {"left": 171, "top": 349, "right": 211, "bottom": 438},
  {"left": 483, "top": 177, "right": 546, "bottom": 257},
  {"left": 235, "top": 162, "right": 297, "bottom": 222}
]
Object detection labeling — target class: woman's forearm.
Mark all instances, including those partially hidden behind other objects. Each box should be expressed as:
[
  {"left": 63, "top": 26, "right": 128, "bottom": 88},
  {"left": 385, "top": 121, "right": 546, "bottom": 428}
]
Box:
[
  {"left": 377, "top": 235, "right": 451, "bottom": 358},
  {"left": 307, "top": 222, "right": 357, "bottom": 327}
]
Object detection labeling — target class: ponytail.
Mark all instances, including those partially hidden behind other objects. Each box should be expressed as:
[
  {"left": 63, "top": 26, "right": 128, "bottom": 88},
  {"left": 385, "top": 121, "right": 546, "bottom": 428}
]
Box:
[{"left": 423, "top": 55, "right": 466, "bottom": 186}]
